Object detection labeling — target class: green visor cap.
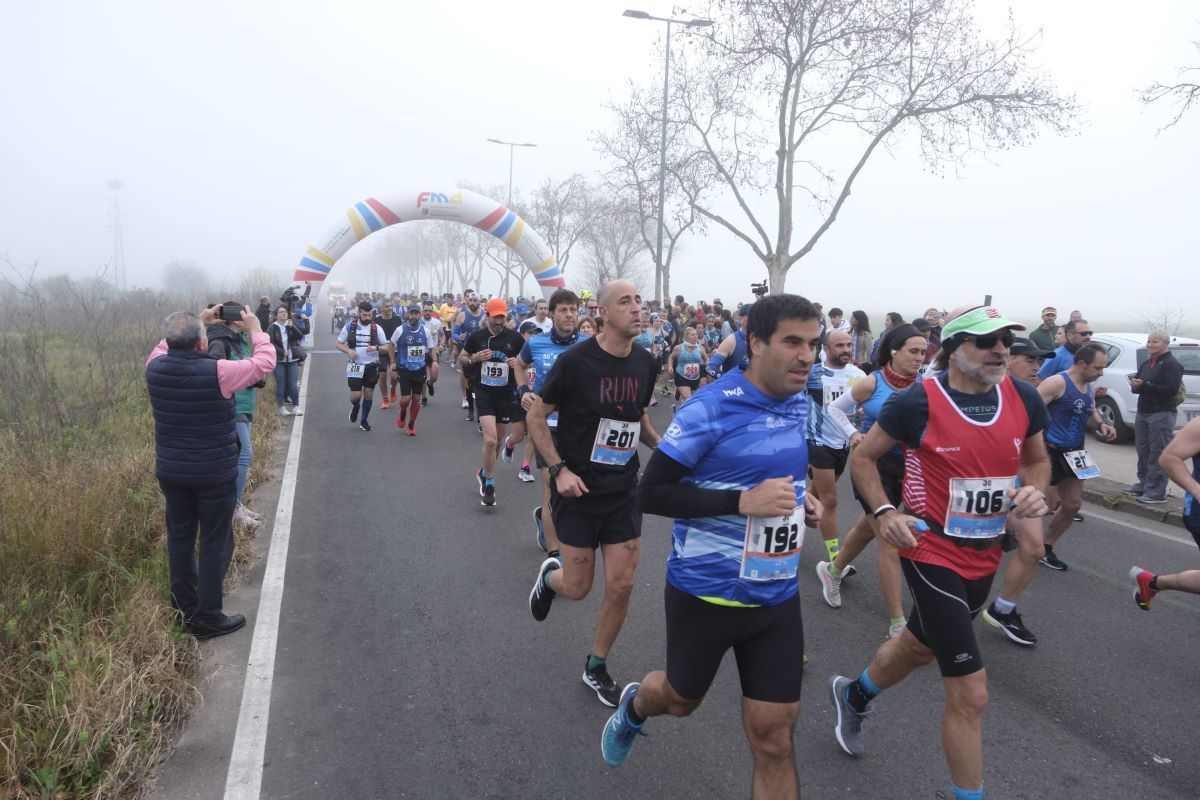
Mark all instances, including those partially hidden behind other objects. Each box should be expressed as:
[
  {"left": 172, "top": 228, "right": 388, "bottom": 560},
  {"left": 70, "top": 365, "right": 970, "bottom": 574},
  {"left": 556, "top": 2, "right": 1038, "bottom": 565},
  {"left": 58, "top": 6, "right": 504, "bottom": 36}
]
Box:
[{"left": 940, "top": 306, "right": 1027, "bottom": 340}]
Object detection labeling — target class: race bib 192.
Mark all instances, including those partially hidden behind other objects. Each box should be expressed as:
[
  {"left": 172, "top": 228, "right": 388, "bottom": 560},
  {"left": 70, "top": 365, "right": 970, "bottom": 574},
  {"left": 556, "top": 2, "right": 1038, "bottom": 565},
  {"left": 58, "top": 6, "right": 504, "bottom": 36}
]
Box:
[{"left": 741, "top": 513, "right": 801, "bottom": 581}]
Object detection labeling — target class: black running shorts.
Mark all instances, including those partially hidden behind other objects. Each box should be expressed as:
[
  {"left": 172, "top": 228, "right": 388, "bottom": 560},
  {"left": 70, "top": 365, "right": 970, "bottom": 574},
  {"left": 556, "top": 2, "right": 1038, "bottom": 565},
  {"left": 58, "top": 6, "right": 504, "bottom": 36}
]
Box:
[
  {"left": 347, "top": 362, "right": 380, "bottom": 391},
  {"left": 550, "top": 488, "right": 641, "bottom": 549},
  {"left": 808, "top": 444, "right": 849, "bottom": 478},
  {"left": 852, "top": 451, "right": 905, "bottom": 514},
  {"left": 474, "top": 390, "right": 516, "bottom": 424},
  {"left": 1046, "top": 444, "right": 1083, "bottom": 487},
  {"left": 664, "top": 582, "right": 804, "bottom": 703},
  {"left": 674, "top": 375, "right": 701, "bottom": 392},
  {"left": 901, "top": 558, "right": 995, "bottom": 678},
  {"left": 396, "top": 368, "right": 426, "bottom": 397}
]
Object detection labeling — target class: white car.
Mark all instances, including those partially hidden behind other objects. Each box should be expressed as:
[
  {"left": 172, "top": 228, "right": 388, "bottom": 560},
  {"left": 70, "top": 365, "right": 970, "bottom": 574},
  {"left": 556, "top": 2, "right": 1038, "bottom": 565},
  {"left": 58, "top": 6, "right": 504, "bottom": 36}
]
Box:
[{"left": 1088, "top": 333, "right": 1200, "bottom": 443}]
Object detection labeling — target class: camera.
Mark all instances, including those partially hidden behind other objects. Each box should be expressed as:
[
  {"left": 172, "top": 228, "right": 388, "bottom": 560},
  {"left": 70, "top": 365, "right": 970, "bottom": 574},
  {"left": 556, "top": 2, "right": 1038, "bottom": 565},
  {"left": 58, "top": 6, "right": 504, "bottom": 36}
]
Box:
[{"left": 750, "top": 280, "right": 769, "bottom": 297}]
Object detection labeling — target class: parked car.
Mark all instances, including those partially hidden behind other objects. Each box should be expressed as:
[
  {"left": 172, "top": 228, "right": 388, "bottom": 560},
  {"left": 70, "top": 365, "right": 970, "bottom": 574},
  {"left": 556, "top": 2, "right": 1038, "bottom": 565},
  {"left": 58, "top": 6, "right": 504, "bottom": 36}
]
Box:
[{"left": 1086, "top": 333, "right": 1200, "bottom": 443}]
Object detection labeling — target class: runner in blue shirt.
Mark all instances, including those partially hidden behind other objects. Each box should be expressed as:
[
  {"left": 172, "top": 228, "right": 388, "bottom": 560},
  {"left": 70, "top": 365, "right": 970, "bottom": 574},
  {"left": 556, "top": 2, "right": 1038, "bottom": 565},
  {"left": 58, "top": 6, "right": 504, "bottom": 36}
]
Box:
[{"left": 601, "top": 294, "right": 824, "bottom": 798}]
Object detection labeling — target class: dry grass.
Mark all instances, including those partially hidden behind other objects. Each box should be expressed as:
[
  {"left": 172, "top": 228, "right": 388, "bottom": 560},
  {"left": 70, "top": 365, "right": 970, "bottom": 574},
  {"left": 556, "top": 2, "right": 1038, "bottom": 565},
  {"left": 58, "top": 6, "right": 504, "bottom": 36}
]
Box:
[{"left": 0, "top": 268, "right": 281, "bottom": 797}]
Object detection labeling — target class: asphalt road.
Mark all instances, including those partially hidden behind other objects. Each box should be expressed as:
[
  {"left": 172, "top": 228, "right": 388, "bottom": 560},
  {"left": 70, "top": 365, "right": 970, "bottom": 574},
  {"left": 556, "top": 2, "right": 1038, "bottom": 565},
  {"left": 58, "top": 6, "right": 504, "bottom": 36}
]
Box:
[{"left": 151, "top": 328, "right": 1200, "bottom": 800}]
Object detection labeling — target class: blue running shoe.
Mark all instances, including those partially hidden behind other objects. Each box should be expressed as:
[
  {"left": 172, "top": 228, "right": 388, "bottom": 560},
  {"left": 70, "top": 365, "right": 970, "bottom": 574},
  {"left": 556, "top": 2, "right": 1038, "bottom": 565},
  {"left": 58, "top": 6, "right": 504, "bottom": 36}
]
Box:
[{"left": 601, "top": 682, "right": 646, "bottom": 767}]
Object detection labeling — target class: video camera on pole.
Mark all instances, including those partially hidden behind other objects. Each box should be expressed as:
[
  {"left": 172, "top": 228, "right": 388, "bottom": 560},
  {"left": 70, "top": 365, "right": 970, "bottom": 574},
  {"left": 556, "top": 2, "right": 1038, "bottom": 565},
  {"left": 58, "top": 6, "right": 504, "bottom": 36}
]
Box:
[
  {"left": 280, "top": 282, "right": 312, "bottom": 335},
  {"left": 750, "top": 280, "right": 769, "bottom": 297}
]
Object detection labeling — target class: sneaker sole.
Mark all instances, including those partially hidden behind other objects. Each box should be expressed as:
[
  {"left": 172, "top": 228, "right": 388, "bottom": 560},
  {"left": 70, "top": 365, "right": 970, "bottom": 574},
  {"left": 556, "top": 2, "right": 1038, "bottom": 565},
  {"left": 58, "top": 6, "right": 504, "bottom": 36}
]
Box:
[
  {"left": 981, "top": 609, "right": 1036, "bottom": 646},
  {"left": 828, "top": 676, "right": 861, "bottom": 758},
  {"left": 582, "top": 672, "right": 620, "bottom": 707}
]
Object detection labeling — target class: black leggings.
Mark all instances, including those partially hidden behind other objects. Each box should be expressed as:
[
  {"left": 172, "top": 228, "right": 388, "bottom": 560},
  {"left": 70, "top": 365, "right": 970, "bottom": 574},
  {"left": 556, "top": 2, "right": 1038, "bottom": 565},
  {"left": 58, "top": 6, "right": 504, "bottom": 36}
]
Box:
[{"left": 901, "top": 559, "right": 995, "bottom": 678}]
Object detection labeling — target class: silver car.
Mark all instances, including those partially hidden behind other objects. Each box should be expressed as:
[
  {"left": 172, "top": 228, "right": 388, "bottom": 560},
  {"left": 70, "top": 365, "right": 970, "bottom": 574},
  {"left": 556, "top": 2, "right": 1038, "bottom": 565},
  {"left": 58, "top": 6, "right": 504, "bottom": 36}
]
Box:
[{"left": 1088, "top": 333, "right": 1200, "bottom": 443}]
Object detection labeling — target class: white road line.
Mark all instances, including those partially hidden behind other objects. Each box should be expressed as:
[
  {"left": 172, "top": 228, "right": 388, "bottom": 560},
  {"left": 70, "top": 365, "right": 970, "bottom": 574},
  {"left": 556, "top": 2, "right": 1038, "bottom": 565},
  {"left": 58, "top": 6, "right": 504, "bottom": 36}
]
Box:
[
  {"left": 224, "top": 361, "right": 310, "bottom": 800},
  {"left": 1083, "top": 505, "right": 1193, "bottom": 546}
]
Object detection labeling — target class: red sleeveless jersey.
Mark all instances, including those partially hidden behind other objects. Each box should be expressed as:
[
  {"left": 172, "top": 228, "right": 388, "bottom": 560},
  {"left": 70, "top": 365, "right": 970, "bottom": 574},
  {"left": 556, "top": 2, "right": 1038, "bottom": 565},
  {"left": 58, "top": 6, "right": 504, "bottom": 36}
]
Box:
[{"left": 900, "top": 375, "right": 1030, "bottom": 579}]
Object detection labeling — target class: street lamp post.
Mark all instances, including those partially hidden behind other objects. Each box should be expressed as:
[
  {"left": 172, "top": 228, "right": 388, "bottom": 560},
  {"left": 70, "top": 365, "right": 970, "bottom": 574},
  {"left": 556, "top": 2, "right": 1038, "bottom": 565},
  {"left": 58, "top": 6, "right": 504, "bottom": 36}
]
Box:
[
  {"left": 486, "top": 138, "right": 538, "bottom": 297},
  {"left": 623, "top": 9, "right": 712, "bottom": 306}
]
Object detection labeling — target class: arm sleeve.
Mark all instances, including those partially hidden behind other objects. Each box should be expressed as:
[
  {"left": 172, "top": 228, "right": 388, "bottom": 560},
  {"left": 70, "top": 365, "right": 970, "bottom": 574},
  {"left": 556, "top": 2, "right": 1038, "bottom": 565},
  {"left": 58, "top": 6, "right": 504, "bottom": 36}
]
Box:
[
  {"left": 706, "top": 351, "right": 726, "bottom": 377},
  {"left": 824, "top": 386, "right": 861, "bottom": 439},
  {"left": 216, "top": 332, "right": 276, "bottom": 397},
  {"left": 636, "top": 450, "right": 743, "bottom": 518}
]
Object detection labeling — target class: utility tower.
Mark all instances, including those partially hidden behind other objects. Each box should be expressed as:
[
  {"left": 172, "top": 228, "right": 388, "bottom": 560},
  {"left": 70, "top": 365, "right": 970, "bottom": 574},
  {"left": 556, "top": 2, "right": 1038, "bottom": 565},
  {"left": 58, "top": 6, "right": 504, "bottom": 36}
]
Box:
[{"left": 107, "top": 180, "right": 126, "bottom": 290}]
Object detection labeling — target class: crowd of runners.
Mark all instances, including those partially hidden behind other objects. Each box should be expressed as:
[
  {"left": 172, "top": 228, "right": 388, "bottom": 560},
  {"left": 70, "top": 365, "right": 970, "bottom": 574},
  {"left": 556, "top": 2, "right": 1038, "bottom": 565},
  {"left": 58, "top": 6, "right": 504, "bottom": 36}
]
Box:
[{"left": 315, "top": 285, "right": 1200, "bottom": 800}]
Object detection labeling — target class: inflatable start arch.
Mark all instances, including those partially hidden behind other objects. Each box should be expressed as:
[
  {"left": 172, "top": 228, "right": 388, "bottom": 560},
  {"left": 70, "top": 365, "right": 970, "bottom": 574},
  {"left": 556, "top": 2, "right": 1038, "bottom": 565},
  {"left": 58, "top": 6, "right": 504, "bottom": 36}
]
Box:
[{"left": 292, "top": 188, "right": 565, "bottom": 300}]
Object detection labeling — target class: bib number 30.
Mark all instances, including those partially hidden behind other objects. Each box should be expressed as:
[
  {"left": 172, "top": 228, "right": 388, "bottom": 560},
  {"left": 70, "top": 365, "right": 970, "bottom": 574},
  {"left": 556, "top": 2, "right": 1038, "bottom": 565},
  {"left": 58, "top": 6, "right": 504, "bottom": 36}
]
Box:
[{"left": 741, "top": 514, "right": 802, "bottom": 581}]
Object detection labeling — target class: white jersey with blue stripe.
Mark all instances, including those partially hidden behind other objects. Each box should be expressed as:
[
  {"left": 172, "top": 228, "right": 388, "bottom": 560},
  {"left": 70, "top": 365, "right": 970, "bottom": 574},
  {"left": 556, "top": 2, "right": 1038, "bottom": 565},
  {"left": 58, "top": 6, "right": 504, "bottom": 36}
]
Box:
[
  {"left": 806, "top": 363, "right": 865, "bottom": 449},
  {"left": 657, "top": 367, "right": 811, "bottom": 606}
]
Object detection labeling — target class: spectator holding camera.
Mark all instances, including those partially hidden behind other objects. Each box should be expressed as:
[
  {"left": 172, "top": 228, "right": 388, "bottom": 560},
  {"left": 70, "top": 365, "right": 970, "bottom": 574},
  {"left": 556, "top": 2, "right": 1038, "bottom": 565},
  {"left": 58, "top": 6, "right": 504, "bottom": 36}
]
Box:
[
  {"left": 206, "top": 302, "right": 265, "bottom": 529},
  {"left": 269, "top": 306, "right": 304, "bottom": 416},
  {"left": 145, "top": 304, "right": 276, "bottom": 640}
]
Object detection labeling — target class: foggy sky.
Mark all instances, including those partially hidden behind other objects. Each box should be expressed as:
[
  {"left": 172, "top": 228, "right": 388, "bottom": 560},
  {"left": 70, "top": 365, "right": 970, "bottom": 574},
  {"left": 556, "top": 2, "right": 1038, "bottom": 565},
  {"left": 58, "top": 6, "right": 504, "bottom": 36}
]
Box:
[{"left": 1, "top": 0, "right": 1196, "bottom": 329}]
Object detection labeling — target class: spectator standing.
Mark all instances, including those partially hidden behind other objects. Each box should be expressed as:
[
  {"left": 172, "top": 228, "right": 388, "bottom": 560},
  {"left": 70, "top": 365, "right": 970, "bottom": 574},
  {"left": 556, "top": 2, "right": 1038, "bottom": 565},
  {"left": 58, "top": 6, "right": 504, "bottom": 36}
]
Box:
[
  {"left": 1124, "top": 331, "right": 1185, "bottom": 504},
  {"left": 145, "top": 306, "right": 275, "bottom": 639},
  {"left": 1028, "top": 307, "right": 1059, "bottom": 352},
  {"left": 1038, "top": 319, "right": 1093, "bottom": 379},
  {"left": 254, "top": 295, "right": 272, "bottom": 330},
  {"left": 849, "top": 310, "right": 872, "bottom": 365},
  {"left": 269, "top": 306, "right": 304, "bottom": 416}
]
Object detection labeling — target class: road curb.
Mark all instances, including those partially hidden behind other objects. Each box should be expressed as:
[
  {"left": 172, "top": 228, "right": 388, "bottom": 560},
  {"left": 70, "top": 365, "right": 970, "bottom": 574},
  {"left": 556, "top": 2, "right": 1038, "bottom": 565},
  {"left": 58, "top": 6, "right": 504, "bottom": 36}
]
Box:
[{"left": 1082, "top": 476, "right": 1184, "bottom": 526}]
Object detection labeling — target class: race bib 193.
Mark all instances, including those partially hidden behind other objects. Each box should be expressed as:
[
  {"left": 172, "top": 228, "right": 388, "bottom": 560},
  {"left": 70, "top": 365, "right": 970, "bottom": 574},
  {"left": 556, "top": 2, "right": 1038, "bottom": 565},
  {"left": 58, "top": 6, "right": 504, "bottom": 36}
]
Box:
[
  {"left": 590, "top": 418, "right": 641, "bottom": 465},
  {"left": 944, "top": 477, "right": 1015, "bottom": 538},
  {"left": 480, "top": 360, "right": 510, "bottom": 387},
  {"left": 741, "top": 513, "right": 801, "bottom": 581}
]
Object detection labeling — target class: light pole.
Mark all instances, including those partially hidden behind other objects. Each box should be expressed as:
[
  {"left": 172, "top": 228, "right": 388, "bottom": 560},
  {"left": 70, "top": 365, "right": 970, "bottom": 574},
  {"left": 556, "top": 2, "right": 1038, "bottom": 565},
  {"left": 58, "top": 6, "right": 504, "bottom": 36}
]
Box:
[
  {"left": 623, "top": 9, "right": 712, "bottom": 306},
  {"left": 486, "top": 138, "right": 538, "bottom": 297}
]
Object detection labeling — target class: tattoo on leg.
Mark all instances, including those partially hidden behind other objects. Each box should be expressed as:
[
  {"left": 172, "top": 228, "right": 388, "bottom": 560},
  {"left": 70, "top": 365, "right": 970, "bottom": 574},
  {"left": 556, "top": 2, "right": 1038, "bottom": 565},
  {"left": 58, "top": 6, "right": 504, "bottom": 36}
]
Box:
[
  {"left": 623, "top": 541, "right": 640, "bottom": 552},
  {"left": 572, "top": 555, "right": 593, "bottom": 565}
]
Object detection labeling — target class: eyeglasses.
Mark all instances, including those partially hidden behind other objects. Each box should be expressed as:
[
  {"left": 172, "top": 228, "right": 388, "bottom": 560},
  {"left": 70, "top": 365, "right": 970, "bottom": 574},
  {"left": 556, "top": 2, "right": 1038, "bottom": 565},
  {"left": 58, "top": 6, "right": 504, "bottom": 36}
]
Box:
[{"left": 965, "top": 331, "right": 1015, "bottom": 349}]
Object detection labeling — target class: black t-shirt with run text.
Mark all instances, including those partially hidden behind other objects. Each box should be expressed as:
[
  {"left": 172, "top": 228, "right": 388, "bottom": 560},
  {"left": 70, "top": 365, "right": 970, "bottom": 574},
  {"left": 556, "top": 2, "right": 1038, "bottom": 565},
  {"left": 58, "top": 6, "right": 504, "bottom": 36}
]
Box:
[
  {"left": 876, "top": 374, "right": 1050, "bottom": 447},
  {"left": 463, "top": 327, "right": 525, "bottom": 394},
  {"left": 539, "top": 336, "right": 658, "bottom": 495}
]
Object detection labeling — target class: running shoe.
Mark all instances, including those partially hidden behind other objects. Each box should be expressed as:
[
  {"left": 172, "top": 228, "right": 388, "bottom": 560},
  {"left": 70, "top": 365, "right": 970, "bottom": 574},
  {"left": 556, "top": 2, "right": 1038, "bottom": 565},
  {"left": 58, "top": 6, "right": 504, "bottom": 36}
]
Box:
[
  {"left": 396, "top": 411, "right": 406, "bottom": 429},
  {"left": 1073, "top": 512, "right": 1085, "bottom": 522},
  {"left": 421, "top": 397, "right": 428, "bottom": 407},
  {"left": 601, "top": 682, "right": 646, "bottom": 767},
  {"left": 529, "top": 556, "right": 560, "bottom": 621},
  {"left": 406, "top": 426, "right": 417, "bottom": 437},
  {"left": 462, "top": 396, "right": 469, "bottom": 409},
  {"left": 482, "top": 481, "right": 496, "bottom": 507},
  {"left": 828, "top": 675, "right": 874, "bottom": 758},
  {"left": 1121, "top": 485, "right": 1144, "bottom": 496},
  {"left": 291, "top": 408, "right": 303, "bottom": 416},
  {"left": 982, "top": 603, "right": 1037, "bottom": 646},
  {"left": 534, "top": 506, "right": 546, "bottom": 552},
  {"left": 349, "top": 405, "right": 359, "bottom": 423},
  {"left": 1130, "top": 566, "right": 1157, "bottom": 610},
  {"left": 1039, "top": 547, "right": 1068, "bottom": 571},
  {"left": 381, "top": 399, "right": 389, "bottom": 410},
  {"left": 887, "top": 620, "right": 905, "bottom": 639},
  {"left": 427, "top": 380, "right": 435, "bottom": 396},
  {"left": 476, "top": 469, "right": 486, "bottom": 498},
  {"left": 841, "top": 565, "right": 859, "bottom": 580},
  {"left": 583, "top": 659, "right": 621, "bottom": 707},
  {"left": 389, "top": 388, "right": 397, "bottom": 403},
  {"left": 466, "top": 409, "right": 475, "bottom": 422},
  {"left": 501, "top": 436, "right": 514, "bottom": 463},
  {"left": 518, "top": 466, "right": 536, "bottom": 483},
  {"left": 233, "top": 505, "right": 261, "bottom": 529},
  {"left": 358, "top": 421, "right": 371, "bottom": 432},
  {"left": 816, "top": 561, "right": 842, "bottom": 608},
  {"left": 279, "top": 406, "right": 291, "bottom": 417}
]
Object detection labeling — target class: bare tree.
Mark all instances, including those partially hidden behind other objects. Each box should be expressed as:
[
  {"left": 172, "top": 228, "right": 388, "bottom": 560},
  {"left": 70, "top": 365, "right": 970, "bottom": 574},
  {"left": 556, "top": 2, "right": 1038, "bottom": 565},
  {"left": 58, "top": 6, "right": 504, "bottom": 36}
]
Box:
[
  {"left": 595, "top": 84, "right": 710, "bottom": 303},
  {"left": 1140, "top": 37, "right": 1200, "bottom": 130},
  {"left": 579, "top": 199, "right": 651, "bottom": 293},
  {"left": 646, "top": 0, "right": 1075, "bottom": 293},
  {"left": 525, "top": 175, "right": 599, "bottom": 284},
  {"left": 1136, "top": 304, "right": 1190, "bottom": 336}
]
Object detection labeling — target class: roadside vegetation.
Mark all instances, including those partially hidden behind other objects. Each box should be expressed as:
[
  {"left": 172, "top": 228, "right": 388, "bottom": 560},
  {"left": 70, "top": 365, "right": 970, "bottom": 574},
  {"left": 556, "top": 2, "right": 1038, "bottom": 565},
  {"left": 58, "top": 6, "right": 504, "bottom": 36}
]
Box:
[{"left": 0, "top": 265, "right": 280, "bottom": 798}]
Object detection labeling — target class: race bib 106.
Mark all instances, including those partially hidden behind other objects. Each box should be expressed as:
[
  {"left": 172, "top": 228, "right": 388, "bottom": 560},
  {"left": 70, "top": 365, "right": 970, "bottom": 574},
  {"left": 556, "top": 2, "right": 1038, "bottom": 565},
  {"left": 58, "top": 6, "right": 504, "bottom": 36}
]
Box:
[{"left": 944, "top": 477, "right": 1015, "bottom": 538}]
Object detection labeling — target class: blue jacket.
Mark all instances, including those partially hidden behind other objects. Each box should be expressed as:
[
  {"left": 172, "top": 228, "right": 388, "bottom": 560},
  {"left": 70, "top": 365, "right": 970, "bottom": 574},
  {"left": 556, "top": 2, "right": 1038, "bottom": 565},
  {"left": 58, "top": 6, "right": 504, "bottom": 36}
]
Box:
[{"left": 146, "top": 349, "right": 238, "bottom": 486}]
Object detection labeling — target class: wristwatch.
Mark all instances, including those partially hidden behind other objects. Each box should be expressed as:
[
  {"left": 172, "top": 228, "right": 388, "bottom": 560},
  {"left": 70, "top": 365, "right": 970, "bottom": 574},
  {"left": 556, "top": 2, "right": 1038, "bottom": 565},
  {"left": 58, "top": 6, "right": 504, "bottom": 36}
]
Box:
[{"left": 548, "top": 461, "right": 568, "bottom": 479}]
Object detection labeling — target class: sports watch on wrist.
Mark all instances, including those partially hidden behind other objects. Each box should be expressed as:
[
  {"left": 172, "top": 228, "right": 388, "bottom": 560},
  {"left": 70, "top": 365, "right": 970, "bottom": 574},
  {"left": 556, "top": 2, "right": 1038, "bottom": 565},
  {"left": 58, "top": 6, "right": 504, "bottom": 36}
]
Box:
[{"left": 548, "top": 461, "right": 567, "bottom": 479}]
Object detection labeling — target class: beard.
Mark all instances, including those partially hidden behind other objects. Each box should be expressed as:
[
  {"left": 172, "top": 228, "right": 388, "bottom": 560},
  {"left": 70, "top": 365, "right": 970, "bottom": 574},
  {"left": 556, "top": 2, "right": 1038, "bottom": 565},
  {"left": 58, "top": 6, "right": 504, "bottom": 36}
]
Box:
[{"left": 952, "top": 348, "right": 1005, "bottom": 386}]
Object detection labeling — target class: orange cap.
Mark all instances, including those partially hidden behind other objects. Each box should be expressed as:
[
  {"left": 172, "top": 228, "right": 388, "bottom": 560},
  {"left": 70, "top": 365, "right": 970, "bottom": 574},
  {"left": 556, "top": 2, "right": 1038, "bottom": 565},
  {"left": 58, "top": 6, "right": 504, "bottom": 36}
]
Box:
[{"left": 485, "top": 298, "right": 508, "bottom": 317}]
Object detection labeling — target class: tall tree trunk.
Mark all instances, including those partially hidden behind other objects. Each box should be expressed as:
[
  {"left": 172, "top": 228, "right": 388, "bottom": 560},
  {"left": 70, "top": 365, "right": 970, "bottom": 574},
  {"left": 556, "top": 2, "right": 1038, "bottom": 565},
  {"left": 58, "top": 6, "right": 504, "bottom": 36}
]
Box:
[{"left": 766, "top": 254, "right": 788, "bottom": 296}]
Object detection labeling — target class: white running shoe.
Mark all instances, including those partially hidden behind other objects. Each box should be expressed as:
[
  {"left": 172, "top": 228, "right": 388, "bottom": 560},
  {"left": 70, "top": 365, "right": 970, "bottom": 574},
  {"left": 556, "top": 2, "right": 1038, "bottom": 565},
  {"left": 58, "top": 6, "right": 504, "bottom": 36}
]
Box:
[
  {"left": 279, "top": 406, "right": 291, "bottom": 417},
  {"left": 816, "top": 561, "right": 842, "bottom": 609}
]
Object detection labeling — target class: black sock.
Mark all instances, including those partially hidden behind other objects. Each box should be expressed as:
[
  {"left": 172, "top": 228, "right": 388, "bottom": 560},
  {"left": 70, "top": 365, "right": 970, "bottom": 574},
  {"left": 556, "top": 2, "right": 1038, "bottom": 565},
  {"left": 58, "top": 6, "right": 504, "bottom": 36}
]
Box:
[
  {"left": 846, "top": 670, "right": 880, "bottom": 713},
  {"left": 1149, "top": 576, "right": 1159, "bottom": 590},
  {"left": 627, "top": 697, "right": 646, "bottom": 725}
]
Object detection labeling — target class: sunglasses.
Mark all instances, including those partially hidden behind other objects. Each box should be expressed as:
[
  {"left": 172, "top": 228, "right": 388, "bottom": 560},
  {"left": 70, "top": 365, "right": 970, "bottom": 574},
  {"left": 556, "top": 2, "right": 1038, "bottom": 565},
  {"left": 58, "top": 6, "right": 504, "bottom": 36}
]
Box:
[
  {"left": 965, "top": 331, "right": 1015, "bottom": 349},
  {"left": 1072, "top": 330, "right": 1094, "bottom": 337}
]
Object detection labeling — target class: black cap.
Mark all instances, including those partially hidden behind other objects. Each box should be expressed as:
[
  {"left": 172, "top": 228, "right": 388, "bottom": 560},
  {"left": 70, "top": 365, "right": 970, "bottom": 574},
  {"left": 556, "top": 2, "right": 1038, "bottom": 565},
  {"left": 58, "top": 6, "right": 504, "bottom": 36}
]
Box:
[
  {"left": 519, "top": 320, "right": 541, "bottom": 334},
  {"left": 1010, "top": 337, "right": 1054, "bottom": 359}
]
